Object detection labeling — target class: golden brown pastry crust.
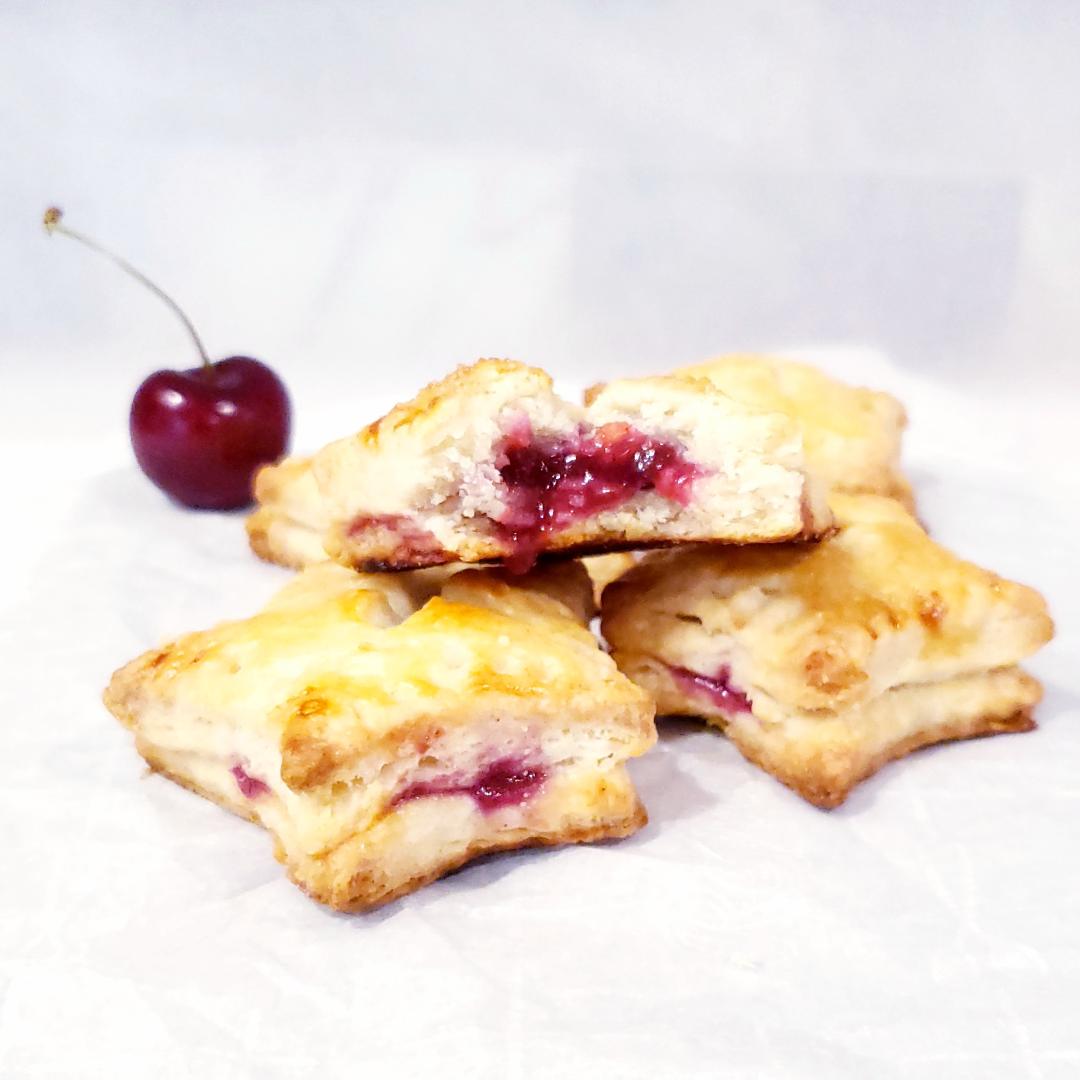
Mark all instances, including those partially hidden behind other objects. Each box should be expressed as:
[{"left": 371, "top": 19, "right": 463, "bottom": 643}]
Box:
[
  {"left": 602, "top": 494, "right": 1053, "bottom": 807},
  {"left": 105, "top": 562, "right": 653, "bottom": 910},
  {"left": 740, "top": 706, "right": 1036, "bottom": 811}
]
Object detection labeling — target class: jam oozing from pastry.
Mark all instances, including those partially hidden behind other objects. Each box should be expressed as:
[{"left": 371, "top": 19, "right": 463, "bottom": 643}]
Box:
[
  {"left": 231, "top": 763, "right": 271, "bottom": 799},
  {"left": 392, "top": 757, "right": 547, "bottom": 814},
  {"left": 668, "top": 663, "right": 752, "bottom": 714},
  {"left": 495, "top": 420, "right": 702, "bottom": 570}
]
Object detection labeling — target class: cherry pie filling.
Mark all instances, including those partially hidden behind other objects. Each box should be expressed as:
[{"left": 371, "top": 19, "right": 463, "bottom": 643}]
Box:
[
  {"left": 231, "top": 762, "right": 272, "bottom": 799},
  {"left": 391, "top": 756, "right": 547, "bottom": 815},
  {"left": 346, "top": 513, "right": 449, "bottom": 569},
  {"left": 494, "top": 420, "right": 703, "bottom": 570},
  {"left": 667, "top": 663, "right": 753, "bottom": 714}
]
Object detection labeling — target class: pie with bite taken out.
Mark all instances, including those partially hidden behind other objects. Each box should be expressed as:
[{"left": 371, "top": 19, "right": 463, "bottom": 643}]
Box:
[
  {"left": 306, "top": 359, "right": 831, "bottom": 573},
  {"left": 246, "top": 455, "right": 640, "bottom": 603}
]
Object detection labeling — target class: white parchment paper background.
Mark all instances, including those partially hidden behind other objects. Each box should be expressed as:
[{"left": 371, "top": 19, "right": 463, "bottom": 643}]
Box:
[{"left": 2, "top": 4, "right": 1078, "bottom": 1077}]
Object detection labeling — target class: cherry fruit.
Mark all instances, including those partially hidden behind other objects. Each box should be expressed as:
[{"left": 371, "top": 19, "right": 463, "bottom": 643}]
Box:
[
  {"left": 43, "top": 207, "right": 290, "bottom": 510},
  {"left": 130, "top": 357, "right": 289, "bottom": 510}
]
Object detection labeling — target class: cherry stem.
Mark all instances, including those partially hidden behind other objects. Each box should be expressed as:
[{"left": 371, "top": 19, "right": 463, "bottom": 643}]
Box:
[{"left": 43, "top": 206, "right": 213, "bottom": 371}]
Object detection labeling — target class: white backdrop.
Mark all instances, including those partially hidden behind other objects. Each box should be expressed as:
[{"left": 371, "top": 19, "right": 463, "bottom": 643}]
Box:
[{"left": 2, "top": 4, "right": 1079, "bottom": 1078}]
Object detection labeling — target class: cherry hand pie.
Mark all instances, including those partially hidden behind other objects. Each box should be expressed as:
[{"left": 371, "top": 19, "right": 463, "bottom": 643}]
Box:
[
  {"left": 602, "top": 494, "right": 1053, "bottom": 808},
  {"left": 305, "top": 359, "right": 831, "bottom": 573},
  {"left": 104, "top": 561, "right": 652, "bottom": 911},
  {"left": 601, "top": 354, "right": 912, "bottom": 509}
]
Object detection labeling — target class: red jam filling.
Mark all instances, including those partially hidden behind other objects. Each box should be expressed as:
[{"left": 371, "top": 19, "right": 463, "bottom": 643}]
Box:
[
  {"left": 391, "top": 756, "right": 547, "bottom": 814},
  {"left": 668, "top": 663, "right": 752, "bottom": 714},
  {"left": 231, "top": 763, "right": 271, "bottom": 799},
  {"left": 346, "top": 514, "right": 449, "bottom": 570},
  {"left": 494, "top": 420, "right": 702, "bottom": 571}
]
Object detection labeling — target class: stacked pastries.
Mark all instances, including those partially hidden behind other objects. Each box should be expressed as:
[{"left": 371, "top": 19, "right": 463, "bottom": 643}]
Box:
[{"left": 105, "top": 354, "right": 1053, "bottom": 910}]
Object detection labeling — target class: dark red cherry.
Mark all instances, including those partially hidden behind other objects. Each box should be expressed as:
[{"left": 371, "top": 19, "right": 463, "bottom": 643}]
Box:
[
  {"left": 43, "top": 206, "right": 292, "bottom": 510},
  {"left": 130, "top": 356, "right": 290, "bottom": 510}
]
